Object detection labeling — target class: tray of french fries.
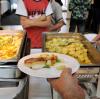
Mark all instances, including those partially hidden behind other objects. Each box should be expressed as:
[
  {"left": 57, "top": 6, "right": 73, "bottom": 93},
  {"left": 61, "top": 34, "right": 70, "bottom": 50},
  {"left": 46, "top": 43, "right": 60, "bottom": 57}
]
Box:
[
  {"left": 0, "top": 30, "right": 26, "bottom": 64},
  {"left": 42, "top": 32, "right": 100, "bottom": 67}
]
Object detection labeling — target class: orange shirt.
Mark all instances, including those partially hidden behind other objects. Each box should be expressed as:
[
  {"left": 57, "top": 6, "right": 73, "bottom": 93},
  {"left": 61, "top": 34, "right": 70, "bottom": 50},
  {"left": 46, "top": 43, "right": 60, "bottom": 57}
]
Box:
[{"left": 23, "top": 0, "right": 48, "bottom": 48}]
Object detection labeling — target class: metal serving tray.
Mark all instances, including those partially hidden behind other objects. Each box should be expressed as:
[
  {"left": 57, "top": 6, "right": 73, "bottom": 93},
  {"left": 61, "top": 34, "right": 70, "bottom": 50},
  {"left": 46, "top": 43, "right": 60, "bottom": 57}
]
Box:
[
  {"left": 0, "top": 30, "right": 26, "bottom": 64},
  {"left": 0, "top": 33, "right": 30, "bottom": 79},
  {"left": 42, "top": 32, "right": 100, "bottom": 67}
]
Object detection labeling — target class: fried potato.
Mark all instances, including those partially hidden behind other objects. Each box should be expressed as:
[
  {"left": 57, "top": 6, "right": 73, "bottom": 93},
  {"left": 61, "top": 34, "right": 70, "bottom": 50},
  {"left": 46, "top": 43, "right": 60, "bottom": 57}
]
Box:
[{"left": 46, "top": 38, "right": 92, "bottom": 64}]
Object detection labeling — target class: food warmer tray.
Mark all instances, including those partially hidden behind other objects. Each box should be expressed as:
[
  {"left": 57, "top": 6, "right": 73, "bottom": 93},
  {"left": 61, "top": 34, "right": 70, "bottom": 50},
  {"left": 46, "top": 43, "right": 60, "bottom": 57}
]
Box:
[
  {"left": 0, "top": 30, "right": 26, "bottom": 64},
  {"left": 0, "top": 30, "right": 30, "bottom": 79},
  {"left": 42, "top": 32, "right": 100, "bottom": 68}
]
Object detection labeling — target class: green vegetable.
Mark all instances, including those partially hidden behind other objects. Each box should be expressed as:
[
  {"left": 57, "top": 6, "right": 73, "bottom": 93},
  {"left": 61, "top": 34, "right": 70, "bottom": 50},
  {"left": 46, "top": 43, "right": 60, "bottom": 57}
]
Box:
[
  {"left": 43, "top": 65, "right": 50, "bottom": 68},
  {"left": 46, "top": 60, "right": 52, "bottom": 66},
  {"left": 56, "top": 65, "right": 65, "bottom": 70},
  {"left": 56, "top": 59, "right": 61, "bottom": 63}
]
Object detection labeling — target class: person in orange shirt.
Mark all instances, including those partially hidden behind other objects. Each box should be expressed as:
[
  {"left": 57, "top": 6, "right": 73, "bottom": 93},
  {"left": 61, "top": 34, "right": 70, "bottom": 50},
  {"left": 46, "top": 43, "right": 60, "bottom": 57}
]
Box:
[
  {"left": 48, "top": 0, "right": 65, "bottom": 32},
  {"left": 16, "top": 0, "right": 53, "bottom": 48}
]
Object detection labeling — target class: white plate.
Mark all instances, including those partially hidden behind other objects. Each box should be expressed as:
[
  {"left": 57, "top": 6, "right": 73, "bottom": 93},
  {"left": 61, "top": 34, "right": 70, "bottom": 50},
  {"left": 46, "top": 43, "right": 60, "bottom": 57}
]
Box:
[
  {"left": 84, "top": 34, "right": 97, "bottom": 42},
  {"left": 17, "top": 52, "right": 80, "bottom": 78}
]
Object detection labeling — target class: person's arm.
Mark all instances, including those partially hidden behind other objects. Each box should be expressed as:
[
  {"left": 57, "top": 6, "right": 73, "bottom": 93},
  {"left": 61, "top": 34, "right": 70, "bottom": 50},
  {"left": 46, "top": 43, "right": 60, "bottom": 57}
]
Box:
[
  {"left": 49, "top": 19, "right": 65, "bottom": 31},
  {"left": 20, "top": 15, "right": 52, "bottom": 28},
  {"left": 10, "top": 0, "right": 17, "bottom": 11},
  {"left": 48, "top": 68, "right": 85, "bottom": 99},
  {"left": 49, "top": 2, "right": 65, "bottom": 31},
  {"left": 93, "top": 34, "right": 100, "bottom": 46}
]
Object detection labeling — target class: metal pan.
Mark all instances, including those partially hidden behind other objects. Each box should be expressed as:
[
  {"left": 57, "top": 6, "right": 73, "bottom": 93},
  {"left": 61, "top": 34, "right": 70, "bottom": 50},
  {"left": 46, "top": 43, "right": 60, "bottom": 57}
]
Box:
[
  {"left": 42, "top": 32, "right": 100, "bottom": 67},
  {"left": 0, "top": 30, "right": 26, "bottom": 64}
]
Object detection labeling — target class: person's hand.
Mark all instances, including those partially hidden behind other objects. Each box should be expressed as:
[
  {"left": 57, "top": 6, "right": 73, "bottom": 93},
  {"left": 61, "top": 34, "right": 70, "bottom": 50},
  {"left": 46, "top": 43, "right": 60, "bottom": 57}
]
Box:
[
  {"left": 39, "top": 14, "right": 47, "bottom": 21},
  {"left": 20, "top": 15, "right": 47, "bottom": 28},
  {"left": 48, "top": 24, "right": 61, "bottom": 31},
  {"left": 20, "top": 16, "right": 42, "bottom": 28},
  {"left": 93, "top": 34, "right": 100, "bottom": 46},
  {"left": 48, "top": 68, "right": 85, "bottom": 99},
  {"left": 48, "top": 24, "right": 55, "bottom": 31},
  {"left": 20, "top": 18, "right": 32, "bottom": 28}
]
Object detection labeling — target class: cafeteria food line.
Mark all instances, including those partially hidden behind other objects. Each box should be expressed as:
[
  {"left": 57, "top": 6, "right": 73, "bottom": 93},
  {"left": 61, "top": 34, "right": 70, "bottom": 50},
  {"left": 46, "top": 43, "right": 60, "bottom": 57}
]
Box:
[{"left": 0, "top": 5, "right": 100, "bottom": 97}]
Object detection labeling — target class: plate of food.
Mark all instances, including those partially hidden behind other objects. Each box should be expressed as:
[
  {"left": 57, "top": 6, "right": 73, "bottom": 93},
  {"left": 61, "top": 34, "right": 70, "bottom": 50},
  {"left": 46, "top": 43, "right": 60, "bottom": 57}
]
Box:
[{"left": 17, "top": 52, "right": 80, "bottom": 78}]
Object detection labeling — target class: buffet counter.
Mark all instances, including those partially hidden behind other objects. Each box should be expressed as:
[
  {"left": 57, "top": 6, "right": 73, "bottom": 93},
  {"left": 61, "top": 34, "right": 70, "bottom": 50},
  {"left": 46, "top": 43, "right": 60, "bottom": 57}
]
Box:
[
  {"left": 42, "top": 32, "right": 100, "bottom": 99},
  {"left": 0, "top": 25, "right": 100, "bottom": 99},
  {"left": 30, "top": 47, "right": 100, "bottom": 99}
]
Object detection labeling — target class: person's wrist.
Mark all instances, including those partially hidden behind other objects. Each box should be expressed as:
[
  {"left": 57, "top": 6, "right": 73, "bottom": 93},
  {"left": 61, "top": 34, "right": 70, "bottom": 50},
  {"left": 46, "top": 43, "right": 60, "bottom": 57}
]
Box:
[
  {"left": 62, "top": 91, "right": 76, "bottom": 99},
  {"left": 62, "top": 92, "right": 67, "bottom": 99},
  {"left": 61, "top": 91, "right": 70, "bottom": 99},
  {"left": 62, "top": 89, "right": 85, "bottom": 99}
]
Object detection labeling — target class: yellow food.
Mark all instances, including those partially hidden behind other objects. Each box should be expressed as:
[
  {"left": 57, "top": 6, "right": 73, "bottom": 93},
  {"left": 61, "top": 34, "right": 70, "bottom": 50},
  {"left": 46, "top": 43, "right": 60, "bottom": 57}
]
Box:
[
  {"left": 46, "top": 38, "right": 92, "bottom": 64},
  {"left": 0, "top": 32, "right": 23, "bottom": 60}
]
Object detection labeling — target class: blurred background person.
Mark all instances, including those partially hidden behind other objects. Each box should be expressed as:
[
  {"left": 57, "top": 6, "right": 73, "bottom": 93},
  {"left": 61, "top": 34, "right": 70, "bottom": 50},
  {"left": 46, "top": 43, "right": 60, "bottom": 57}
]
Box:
[
  {"left": 48, "top": 0, "right": 65, "bottom": 32},
  {"left": 55, "top": 0, "right": 63, "bottom": 6},
  {"left": 92, "top": 0, "right": 100, "bottom": 34},
  {"left": 9, "top": 0, "right": 18, "bottom": 12},
  {"left": 85, "top": 0, "right": 100, "bottom": 34},
  {"left": 16, "top": 0, "right": 53, "bottom": 48},
  {"left": 68, "top": 0, "right": 91, "bottom": 33},
  {"left": 1, "top": 0, "right": 11, "bottom": 15},
  {"left": 1, "top": 0, "right": 19, "bottom": 25},
  {"left": 85, "top": 0, "right": 94, "bottom": 32},
  {"left": 0, "top": 0, "right": 1, "bottom": 25}
]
